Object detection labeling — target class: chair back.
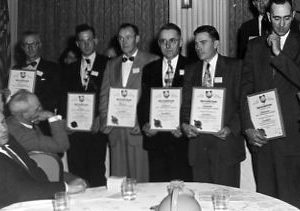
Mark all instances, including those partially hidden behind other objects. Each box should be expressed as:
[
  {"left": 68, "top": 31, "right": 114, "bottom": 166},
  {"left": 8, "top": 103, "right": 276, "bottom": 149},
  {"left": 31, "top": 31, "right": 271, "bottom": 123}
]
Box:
[{"left": 28, "top": 151, "right": 63, "bottom": 182}]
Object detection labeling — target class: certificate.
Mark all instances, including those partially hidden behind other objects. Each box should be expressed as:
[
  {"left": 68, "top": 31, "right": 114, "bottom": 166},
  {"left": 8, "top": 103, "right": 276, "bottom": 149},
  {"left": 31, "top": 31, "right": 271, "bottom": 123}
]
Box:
[
  {"left": 190, "top": 88, "right": 225, "bottom": 133},
  {"left": 150, "top": 88, "right": 181, "bottom": 131},
  {"left": 8, "top": 69, "right": 36, "bottom": 96},
  {"left": 247, "top": 89, "right": 285, "bottom": 140},
  {"left": 107, "top": 88, "right": 138, "bottom": 128},
  {"left": 67, "top": 93, "right": 95, "bottom": 131}
]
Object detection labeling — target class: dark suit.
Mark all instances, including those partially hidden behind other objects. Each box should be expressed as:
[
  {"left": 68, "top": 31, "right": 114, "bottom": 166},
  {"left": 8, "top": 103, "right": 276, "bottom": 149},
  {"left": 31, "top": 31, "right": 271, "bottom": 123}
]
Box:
[
  {"left": 139, "top": 55, "right": 192, "bottom": 182},
  {"left": 65, "top": 53, "right": 108, "bottom": 187},
  {"left": 181, "top": 55, "right": 245, "bottom": 187},
  {"left": 0, "top": 136, "right": 64, "bottom": 208},
  {"left": 241, "top": 32, "right": 300, "bottom": 208}
]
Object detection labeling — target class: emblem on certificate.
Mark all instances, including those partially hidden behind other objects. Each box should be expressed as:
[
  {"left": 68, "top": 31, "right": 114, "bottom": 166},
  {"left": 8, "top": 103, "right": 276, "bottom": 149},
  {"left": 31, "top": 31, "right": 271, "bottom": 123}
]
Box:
[
  {"left": 247, "top": 89, "right": 285, "bottom": 140},
  {"left": 190, "top": 87, "right": 225, "bottom": 133},
  {"left": 107, "top": 88, "right": 138, "bottom": 128},
  {"left": 8, "top": 69, "right": 36, "bottom": 96},
  {"left": 67, "top": 93, "right": 95, "bottom": 131},
  {"left": 150, "top": 88, "right": 181, "bottom": 130}
]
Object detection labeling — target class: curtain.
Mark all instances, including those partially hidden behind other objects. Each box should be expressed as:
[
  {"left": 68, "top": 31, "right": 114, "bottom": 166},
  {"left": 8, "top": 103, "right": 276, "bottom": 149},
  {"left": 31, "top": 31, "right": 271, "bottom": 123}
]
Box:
[
  {"left": 169, "top": 0, "right": 229, "bottom": 58},
  {"left": 228, "top": 0, "right": 253, "bottom": 57},
  {"left": 17, "top": 0, "right": 168, "bottom": 62},
  {"left": 8, "top": 0, "right": 18, "bottom": 68}
]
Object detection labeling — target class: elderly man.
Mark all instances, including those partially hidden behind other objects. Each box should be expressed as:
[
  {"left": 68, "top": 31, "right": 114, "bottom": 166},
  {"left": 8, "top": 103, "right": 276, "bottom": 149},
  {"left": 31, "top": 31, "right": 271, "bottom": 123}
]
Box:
[
  {"left": 0, "top": 93, "right": 85, "bottom": 209},
  {"left": 6, "top": 90, "right": 69, "bottom": 153},
  {"left": 99, "top": 23, "right": 158, "bottom": 182}
]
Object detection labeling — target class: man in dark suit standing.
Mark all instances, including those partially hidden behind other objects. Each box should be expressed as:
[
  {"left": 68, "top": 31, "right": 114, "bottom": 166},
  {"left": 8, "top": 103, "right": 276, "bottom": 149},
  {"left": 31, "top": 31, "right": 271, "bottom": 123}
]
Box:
[
  {"left": 139, "top": 23, "right": 192, "bottom": 182},
  {"left": 0, "top": 93, "right": 86, "bottom": 208},
  {"left": 181, "top": 25, "right": 245, "bottom": 187},
  {"left": 65, "top": 24, "right": 108, "bottom": 187},
  {"left": 241, "top": 0, "right": 300, "bottom": 207}
]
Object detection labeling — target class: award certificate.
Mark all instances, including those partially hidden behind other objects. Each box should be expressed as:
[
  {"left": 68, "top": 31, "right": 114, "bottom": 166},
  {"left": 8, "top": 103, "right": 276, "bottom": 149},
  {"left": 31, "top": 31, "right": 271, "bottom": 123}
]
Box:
[
  {"left": 67, "top": 93, "right": 95, "bottom": 131},
  {"left": 247, "top": 89, "right": 285, "bottom": 139},
  {"left": 107, "top": 88, "right": 138, "bottom": 128},
  {"left": 150, "top": 88, "right": 181, "bottom": 130},
  {"left": 8, "top": 69, "right": 36, "bottom": 96},
  {"left": 190, "top": 88, "right": 225, "bottom": 133}
]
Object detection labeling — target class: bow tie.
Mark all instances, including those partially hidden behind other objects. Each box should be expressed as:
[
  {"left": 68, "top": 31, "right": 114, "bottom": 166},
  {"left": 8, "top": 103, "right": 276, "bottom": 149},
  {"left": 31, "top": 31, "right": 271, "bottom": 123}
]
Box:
[
  {"left": 122, "top": 56, "right": 134, "bottom": 63},
  {"left": 26, "top": 61, "right": 37, "bottom": 67}
]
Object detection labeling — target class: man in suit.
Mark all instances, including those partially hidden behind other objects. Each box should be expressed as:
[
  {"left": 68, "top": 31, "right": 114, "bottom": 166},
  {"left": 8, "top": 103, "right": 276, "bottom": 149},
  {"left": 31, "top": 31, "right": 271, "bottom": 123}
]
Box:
[
  {"left": 6, "top": 90, "right": 69, "bottom": 153},
  {"left": 0, "top": 93, "right": 86, "bottom": 208},
  {"left": 241, "top": 0, "right": 300, "bottom": 207},
  {"left": 181, "top": 25, "right": 245, "bottom": 187},
  {"left": 139, "top": 23, "right": 192, "bottom": 182},
  {"left": 65, "top": 24, "right": 108, "bottom": 187},
  {"left": 99, "top": 23, "right": 158, "bottom": 182},
  {"left": 237, "top": 0, "right": 299, "bottom": 59}
]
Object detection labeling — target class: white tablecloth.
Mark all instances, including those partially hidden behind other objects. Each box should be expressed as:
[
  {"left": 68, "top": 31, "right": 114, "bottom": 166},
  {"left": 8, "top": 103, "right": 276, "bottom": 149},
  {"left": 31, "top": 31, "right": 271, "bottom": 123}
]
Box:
[{"left": 2, "top": 183, "right": 299, "bottom": 211}]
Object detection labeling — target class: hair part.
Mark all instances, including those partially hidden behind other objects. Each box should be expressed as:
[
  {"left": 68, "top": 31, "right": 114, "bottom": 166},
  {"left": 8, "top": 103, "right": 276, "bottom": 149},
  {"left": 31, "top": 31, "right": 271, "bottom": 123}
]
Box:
[
  {"left": 118, "top": 23, "right": 139, "bottom": 36},
  {"left": 267, "top": 0, "right": 294, "bottom": 12},
  {"left": 193, "top": 25, "right": 220, "bottom": 40}
]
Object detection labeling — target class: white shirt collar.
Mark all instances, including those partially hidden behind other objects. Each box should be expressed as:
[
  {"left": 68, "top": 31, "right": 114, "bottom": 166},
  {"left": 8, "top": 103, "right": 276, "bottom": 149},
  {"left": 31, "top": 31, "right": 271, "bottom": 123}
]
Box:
[
  {"left": 20, "top": 122, "right": 33, "bottom": 129},
  {"left": 82, "top": 51, "right": 96, "bottom": 67},
  {"left": 280, "top": 30, "right": 290, "bottom": 50},
  {"left": 123, "top": 49, "right": 138, "bottom": 60},
  {"left": 202, "top": 53, "right": 218, "bottom": 86},
  {"left": 163, "top": 55, "right": 179, "bottom": 70}
]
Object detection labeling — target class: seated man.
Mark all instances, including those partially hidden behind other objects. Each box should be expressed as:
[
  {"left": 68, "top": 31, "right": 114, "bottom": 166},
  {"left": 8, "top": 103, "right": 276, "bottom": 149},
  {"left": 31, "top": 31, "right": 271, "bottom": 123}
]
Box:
[
  {"left": 6, "top": 90, "right": 69, "bottom": 153},
  {"left": 0, "top": 93, "right": 86, "bottom": 208}
]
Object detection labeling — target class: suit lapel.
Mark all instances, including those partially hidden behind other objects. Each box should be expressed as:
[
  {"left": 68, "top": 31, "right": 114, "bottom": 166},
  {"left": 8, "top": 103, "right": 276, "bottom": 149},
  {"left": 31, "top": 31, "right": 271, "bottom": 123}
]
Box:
[
  {"left": 192, "top": 61, "right": 203, "bottom": 87},
  {"left": 214, "top": 56, "right": 224, "bottom": 88},
  {"left": 172, "top": 55, "right": 184, "bottom": 87},
  {"left": 113, "top": 57, "right": 123, "bottom": 87},
  {"left": 126, "top": 51, "right": 142, "bottom": 88}
]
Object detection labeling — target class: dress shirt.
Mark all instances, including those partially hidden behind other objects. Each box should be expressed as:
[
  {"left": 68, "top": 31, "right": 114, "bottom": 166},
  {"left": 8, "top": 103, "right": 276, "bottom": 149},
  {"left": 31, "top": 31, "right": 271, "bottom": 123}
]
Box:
[
  {"left": 122, "top": 50, "right": 138, "bottom": 87},
  {"left": 258, "top": 15, "right": 263, "bottom": 36},
  {"left": 80, "top": 52, "right": 96, "bottom": 87},
  {"left": 202, "top": 53, "right": 218, "bottom": 87},
  {"left": 280, "top": 30, "right": 290, "bottom": 50},
  {"left": 24, "top": 57, "right": 41, "bottom": 70},
  {"left": 162, "top": 55, "right": 179, "bottom": 87}
]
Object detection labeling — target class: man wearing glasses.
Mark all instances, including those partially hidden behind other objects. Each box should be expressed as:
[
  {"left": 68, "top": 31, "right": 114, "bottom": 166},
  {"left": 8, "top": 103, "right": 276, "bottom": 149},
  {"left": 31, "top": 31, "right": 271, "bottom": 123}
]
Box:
[
  {"left": 99, "top": 23, "right": 158, "bottom": 182},
  {"left": 139, "top": 23, "right": 192, "bottom": 182}
]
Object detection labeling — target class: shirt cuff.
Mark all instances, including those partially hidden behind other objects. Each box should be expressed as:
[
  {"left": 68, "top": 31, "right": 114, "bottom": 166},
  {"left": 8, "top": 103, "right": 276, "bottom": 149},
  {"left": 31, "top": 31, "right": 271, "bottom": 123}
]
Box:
[
  {"left": 64, "top": 182, "right": 69, "bottom": 192},
  {"left": 48, "top": 115, "right": 62, "bottom": 123}
]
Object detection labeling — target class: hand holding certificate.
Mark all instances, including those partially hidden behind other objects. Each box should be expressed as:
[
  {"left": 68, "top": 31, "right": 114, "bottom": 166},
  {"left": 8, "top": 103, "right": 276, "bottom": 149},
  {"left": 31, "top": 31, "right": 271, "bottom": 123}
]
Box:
[
  {"left": 247, "top": 89, "right": 285, "bottom": 140},
  {"left": 67, "top": 93, "right": 95, "bottom": 131},
  {"left": 189, "top": 88, "right": 225, "bottom": 134},
  {"left": 8, "top": 69, "right": 36, "bottom": 96},
  {"left": 107, "top": 88, "right": 138, "bottom": 128},
  {"left": 150, "top": 88, "right": 181, "bottom": 131}
]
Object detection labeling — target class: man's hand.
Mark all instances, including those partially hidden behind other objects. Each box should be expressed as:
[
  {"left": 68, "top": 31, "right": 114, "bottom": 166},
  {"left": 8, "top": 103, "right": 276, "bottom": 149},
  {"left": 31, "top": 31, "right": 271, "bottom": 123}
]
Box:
[
  {"left": 91, "top": 116, "right": 100, "bottom": 134},
  {"left": 245, "top": 128, "right": 268, "bottom": 147},
  {"left": 67, "top": 178, "right": 87, "bottom": 194},
  {"left": 214, "top": 126, "right": 231, "bottom": 140},
  {"left": 33, "top": 111, "right": 54, "bottom": 123},
  {"left": 142, "top": 123, "right": 158, "bottom": 137},
  {"left": 171, "top": 126, "right": 182, "bottom": 138},
  {"left": 181, "top": 123, "right": 199, "bottom": 138},
  {"left": 267, "top": 32, "right": 281, "bottom": 56},
  {"left": 130, "top": 125, "right": 141, "bottom": 135}
]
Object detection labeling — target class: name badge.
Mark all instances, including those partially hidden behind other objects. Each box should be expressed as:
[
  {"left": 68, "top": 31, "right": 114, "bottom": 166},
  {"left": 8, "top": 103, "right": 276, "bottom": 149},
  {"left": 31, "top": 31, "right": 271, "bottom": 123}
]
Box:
[
  {"left": 179, "top": 69, "right": 185, "bottom": 75},
  {"left": 132, "top": 68, "right": 140, "bottom": 74},
  {"left": 37, "top": 70, "right": 43, "bottom": 77},
  {"left": 214, "top": 77, "right": 223, "bottom": 83},
  {"left": 91, "top": 71, "right": 99, "bottom": 76}
]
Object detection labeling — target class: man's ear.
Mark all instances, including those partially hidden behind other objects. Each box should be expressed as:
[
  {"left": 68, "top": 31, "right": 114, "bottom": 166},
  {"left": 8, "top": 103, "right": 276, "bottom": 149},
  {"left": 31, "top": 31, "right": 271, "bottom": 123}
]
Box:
[
  {"left": 136, "top": 35, "right": 140, "bottom": 44},
  {"left": 76, "top": 41, "right": 79, "bottom": 48},
  {"left": 94, "top": 38, "right": 99, "bottom": 45},
  {"left": 267, "top": 12, "right": 271, "bottom": 22},
  {"left": 213, "top": 40, "right": 219, "bottom": 50}
]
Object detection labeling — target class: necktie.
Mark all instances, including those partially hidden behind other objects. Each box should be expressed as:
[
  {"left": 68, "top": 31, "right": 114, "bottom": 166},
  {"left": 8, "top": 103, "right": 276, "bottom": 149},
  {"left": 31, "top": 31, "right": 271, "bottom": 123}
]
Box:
[
  {"left": 83, "top": 59, "right": 91, "bottom": 88},
  {"left": 203, "top": 63, "right": 212, "bottom": 87},
  {"left": 122, "top": 56, "right": 134, "bottom": 62},
  {"left": 164, "top": 60, "right": 173, "bottom": 87},
  {"left": 2, "top": 144, "right": 28, "bottom": 169}
]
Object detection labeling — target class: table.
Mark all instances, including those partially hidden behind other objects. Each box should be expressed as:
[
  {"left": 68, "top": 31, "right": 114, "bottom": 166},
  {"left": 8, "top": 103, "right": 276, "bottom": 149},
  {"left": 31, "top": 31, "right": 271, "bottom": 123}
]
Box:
[{"left": 2, "top": 183, "right": 299, "bottom": 211}]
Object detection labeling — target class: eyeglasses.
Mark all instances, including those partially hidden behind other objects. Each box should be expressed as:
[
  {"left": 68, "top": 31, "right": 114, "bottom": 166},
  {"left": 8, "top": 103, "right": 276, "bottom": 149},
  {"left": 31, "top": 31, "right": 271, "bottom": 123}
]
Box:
[
  {"left": 23, "top": 42, "right": 40, "bottom": 48},
  {"left": 158, "top": 38, "right": 179, "bottom": 47}
]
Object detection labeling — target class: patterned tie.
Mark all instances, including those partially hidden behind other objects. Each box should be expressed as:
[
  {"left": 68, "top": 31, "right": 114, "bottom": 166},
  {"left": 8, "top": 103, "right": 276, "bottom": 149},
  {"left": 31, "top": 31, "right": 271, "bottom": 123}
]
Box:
[
  {"left": 164, "top": 60, "right": 173, "bottom": 87},
  {"left": 83, "top": 59, "right": 91, "bottom": 89},
  {"left": 2, "top": 144, "right": 28, "bottom": 169},
  {"left": 203, "top": 62, "right": 212, "bottom": 87}
]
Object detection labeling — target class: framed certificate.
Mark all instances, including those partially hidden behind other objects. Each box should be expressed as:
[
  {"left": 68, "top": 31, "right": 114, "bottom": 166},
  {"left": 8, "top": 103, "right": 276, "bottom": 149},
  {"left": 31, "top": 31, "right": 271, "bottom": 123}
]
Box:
[
  {"left": 247, "top": 89, "right": 285, "bottom": 140},
  {"left": 190, "top": 87, "right": 225, "bottom": 134},
  {"left": 107, "top": 88, "right": 138, "bottom": 128},
  {"left": 149, "top": 88, "right": 181, "bottom": 131},
  {"left": 67, "top": 93, "right": 95, "bottom": 131},
  {"left": 8, "top": 69, "right": 36, "bottom": 96}
]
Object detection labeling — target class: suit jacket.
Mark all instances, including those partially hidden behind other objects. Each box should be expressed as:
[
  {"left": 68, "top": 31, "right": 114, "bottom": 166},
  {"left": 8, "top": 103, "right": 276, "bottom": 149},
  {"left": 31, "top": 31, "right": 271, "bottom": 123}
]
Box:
[
  {"left": 99, "top": 50, "right": 159, "bottom": 141},
  {"left": 181, "top": 55, "right": 245, "bottom": 165},
  {"left": 241, "top": 32, "right": 300, "bottom": 155},
  {"left": 0, "top": 136, "right": 64, "bottom": 208},
  {"left": 64, "top": 53, "right": 107, "bottom": 118},
  {"left": 139, "top": 55, "right": 191, "bottom": 150},
  {"left": 14, "top": 58, "right": 62, "bottom": 112},
  {"left": 6, "top": 116, "right": 69, "bottom": 153}
]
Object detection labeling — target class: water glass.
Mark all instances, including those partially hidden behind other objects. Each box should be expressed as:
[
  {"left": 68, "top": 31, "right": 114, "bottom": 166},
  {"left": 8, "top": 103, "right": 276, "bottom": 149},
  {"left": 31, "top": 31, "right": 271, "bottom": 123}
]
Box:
[
  {"left": 121, "top": 178, "right": 137, "bottom": 200},
  {"left": 212, "top": 188, "right": 230, "bottom": 210},
  {"left": 53, "top": 191, "right": 70, "bottom": 211}
]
